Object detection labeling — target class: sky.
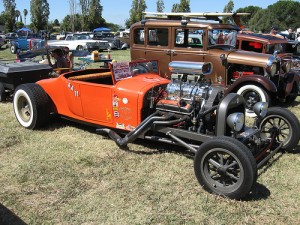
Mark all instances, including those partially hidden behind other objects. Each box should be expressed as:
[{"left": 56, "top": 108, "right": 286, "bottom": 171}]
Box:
[{"left": 0, "top": 0, "right": 293, "bottom": 27}]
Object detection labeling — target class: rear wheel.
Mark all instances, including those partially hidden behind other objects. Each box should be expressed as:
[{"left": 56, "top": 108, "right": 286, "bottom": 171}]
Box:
[
  {"left": 237, "top": 85, "right": 270, "bottom": 118},
  {"left": 76, "top": 45, "right": 84, "bottom": 51},
  {"left": 13, "top": 83, "right": 51, "bottom": 129},
  {"left": 194, "top": 136, "right": 257, "bottom": 199},
  {"left": 10, "top": 44, "right": 17, "bottom": 54},
  {"left": 258, "top": 107, "right": 300, "bottom": 151}
]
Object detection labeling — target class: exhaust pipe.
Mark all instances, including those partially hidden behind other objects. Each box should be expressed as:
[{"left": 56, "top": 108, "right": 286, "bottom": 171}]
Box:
[{"left": 97, "top": 111, "right": 174, "bottom": 147}]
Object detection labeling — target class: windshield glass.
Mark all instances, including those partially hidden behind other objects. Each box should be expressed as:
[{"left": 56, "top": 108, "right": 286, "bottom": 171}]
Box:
[
  {"left": 208, "top": 29, "right": 238, "bottom": 47},
  {"left": 266, "top": 43, "right": 283, "bottom": 54}
]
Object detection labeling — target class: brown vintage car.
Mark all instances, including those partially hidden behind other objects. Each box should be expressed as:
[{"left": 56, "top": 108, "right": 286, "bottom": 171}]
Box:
[
  {"left": 236, "top": 32, "right": 300, "bottom": 95},
  {"left": 130, "top": 12, "right": 299, "bottom": 116},
  {"left": 237, "top": 32, "right": 300, "bottom": 71}
]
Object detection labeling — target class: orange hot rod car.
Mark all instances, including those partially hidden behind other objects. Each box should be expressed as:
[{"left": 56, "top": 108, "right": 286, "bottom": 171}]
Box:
[{"left": 13, "top": 60, "right": 300, "bottom": 199}]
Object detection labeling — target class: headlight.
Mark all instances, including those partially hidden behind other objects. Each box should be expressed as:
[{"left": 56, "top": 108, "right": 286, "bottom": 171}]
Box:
[
  {"left": 267, "top": 63, "right": 277, "bottom": 76},
  {"left": 253, "top": 102, "right": 268, "bottom": 117},
  {"left": 227, "top": 112, "right": 245, "bottom": 132},
  {"left": 282, "top": 61, "right": 292, "bottom": 73}
]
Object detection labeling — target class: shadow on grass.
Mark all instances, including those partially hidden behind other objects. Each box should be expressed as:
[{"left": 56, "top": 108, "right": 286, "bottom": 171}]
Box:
[
  {"left": 244, "top": 183, "right": 271, "bottom": 201},
  {"left": 288, "top": 144, "right": 300, "bottom": 154},
  {"left": 45, "top": 117, "right": 195, "bottom": 159},
  {"left": 279, "top": 98, "right": 300, "bottom": 108},
  {"left": 0, "top": 204, "right": 27, "bottom": 225}
]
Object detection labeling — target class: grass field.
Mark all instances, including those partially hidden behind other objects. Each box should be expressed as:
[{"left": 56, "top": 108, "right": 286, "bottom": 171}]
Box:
[{"left": 0, "top": 46, "right": 300, "bottom": 224}]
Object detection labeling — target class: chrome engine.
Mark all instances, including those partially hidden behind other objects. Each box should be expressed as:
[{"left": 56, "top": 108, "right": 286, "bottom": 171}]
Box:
[
  {"left": 156, "top": 61, "right": 223, "bottom": 114},
  {"left": 156, "top": 61, "right": 224, "bottom": 134}
]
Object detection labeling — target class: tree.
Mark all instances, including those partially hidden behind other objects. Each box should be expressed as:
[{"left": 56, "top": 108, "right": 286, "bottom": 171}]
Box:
[
  {"left": 248, "top": 1, "right": 300, "bottom": 32},
  {"left": 236, "top": 6, "right": 261, "bottom": 28},
  {"left": 15, "top": 21, "right": 24, "bottom": 29},
  {"left": 53, "top": 19, "right": 60, "bottom": 27},
  {"left": 79, "top": 0, "right": 90, "bottom": 31},
  {"left": 171, "top": 4, "right": 179, "bottom": 12},
  {"left": 156, "top": 0, "right": 164, "bottom": 13},
  {"left": 15, "top": 9, "right": 20, "bottom": 21},
  {"left": 23, "top": 9, "right": 28, "bottom": 26},
  {"left": 125, "top": 0, "right": 147, "bottom": 28},
  {"left": 30, "top": 0, "right": 50, "bottom": 32},
  {"left": 69, "top": 0, "right": 76, "bottom": 32},
  {"left": 171, "top": 0, "right": 190, "bottom": 12},
  {"left": 61, "top": 14, "right": 81, "bottom": 32},
  {"left": 88, "top": 0, "right": 105, "bottom": 30},
  {"left": 2, "top": 0, "right": 16, "bottom": 32},
  {"left": 222, "top": 0, "right": 234, "bottom": 24}
]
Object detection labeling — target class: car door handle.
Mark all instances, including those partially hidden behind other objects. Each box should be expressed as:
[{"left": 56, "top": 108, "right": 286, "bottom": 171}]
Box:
[{"left": 165, "top": 50, "right": 176, "bottom": 55}]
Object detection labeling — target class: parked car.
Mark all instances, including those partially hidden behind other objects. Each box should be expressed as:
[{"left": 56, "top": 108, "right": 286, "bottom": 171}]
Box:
[
  {"left": 93, "top": 31, "right": 128, "bottom": 50},
  {"left": 9, "top": 32, "right": 45, "bottom": 54},
  {"left": 5, "top": 32, "right": 18, "bottom": 43},
  {"left": 47, "top": 33, "right": 109, "bottom": 52},
  {"left": 0, "top": 61, "right": 52, "bottom": 101},
  {"left": 12, "top": 59, "right": 300, "bottom": 199},
  {"left": 115, "top": 30, "right": 130, "bottom": 47},
  {"left": 130, "top": 12, "right": 299, "bottom": 117},
  {"left": 236, "top": 32, "right": 300, "bottom": 73},
  {"left": 0, "top": 35, "right": 5, "bottom": 47}
]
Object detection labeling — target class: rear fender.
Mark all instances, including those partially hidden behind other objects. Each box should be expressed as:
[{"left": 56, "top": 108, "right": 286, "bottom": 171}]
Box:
[{"left": 225, "top": 74, "right": 277, "bottom": 95}]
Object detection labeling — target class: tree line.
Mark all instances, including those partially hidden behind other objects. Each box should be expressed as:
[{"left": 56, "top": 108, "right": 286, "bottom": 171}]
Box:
[{"left": 1, "top": 0, "right": 300, "bottom": 34}]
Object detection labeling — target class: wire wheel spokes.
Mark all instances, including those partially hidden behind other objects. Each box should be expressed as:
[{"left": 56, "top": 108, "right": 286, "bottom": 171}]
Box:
[
  {"left": 261, "top": 116, "right": 291, "bottom": 144},
  {"left": 204, "top": 150, "right": 242, "bottom": 188}
]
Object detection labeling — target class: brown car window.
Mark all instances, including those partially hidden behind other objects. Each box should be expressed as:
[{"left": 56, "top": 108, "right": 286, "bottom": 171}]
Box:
[
  {"left": 175, "top": 29, "right": 203, "bottom": 48},
  {"left": 147, "top": 28, "right": 169, "bottom": 46},
  {"left": 133, "top": 28, "right": 145, "bottom": 45},
  {"left": 241, "top": 41, "right": 263, "bottom": 53}
]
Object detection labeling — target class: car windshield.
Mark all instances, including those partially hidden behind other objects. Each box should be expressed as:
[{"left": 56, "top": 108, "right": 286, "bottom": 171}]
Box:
[
  {"left": 73, "top": 34, "right": 90, "bottom": 40},
  {"left": 284, "top": 42, "right": 300, "bottom": 55},
  {"left": 266, "top": 43, "right": 284, "bottom": 54},
  {"left": 208, "top": 29, "right": 238, "bottom": 47}
]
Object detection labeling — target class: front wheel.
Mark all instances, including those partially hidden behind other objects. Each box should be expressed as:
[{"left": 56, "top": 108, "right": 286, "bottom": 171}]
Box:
[
  {"left": 13, "top": 83, "right": 51, "bottom": 129},
  {"left": 258, "top": 107, "right": 300, "bottom": 151},
  {"left": 237, "top": 85, "right": 270, "bottom": 118},
  {"left": 194, "top": 137, "right": 257, "bottom": 199}
]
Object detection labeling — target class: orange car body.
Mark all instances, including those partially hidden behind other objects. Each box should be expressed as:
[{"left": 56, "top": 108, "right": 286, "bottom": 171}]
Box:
[{"left": 36, "top": 60, "right": 169, "bottom": 131}]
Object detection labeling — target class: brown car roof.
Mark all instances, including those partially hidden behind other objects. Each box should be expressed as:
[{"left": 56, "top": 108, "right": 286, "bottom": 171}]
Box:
[
  {"left": 132, "top": 19, "right": 240, "bottom": 30},
  {"left": 237, "top": 33, "right": 288, "bottom": 44}
]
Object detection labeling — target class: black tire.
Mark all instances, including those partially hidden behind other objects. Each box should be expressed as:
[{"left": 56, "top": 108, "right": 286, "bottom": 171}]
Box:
[
  {"left": 76, "top": 45, "right": 84, "bottom": 51},
  {"left": 10, "top": 44, "right": 17, "bottom": 54},
  {"left": 237, "top": 85, "right": 270, "bottom": 118},
  {"left": 194, "top": 136, "right": 257, "bottom": 199},
  {"left": 258, "top": 107, "right": 300, "bottom": 151},
  {"left": 13, "top": 83, "right": 51, "bottom": 129},
  {"left": 0, "top": 82, "right": 6, "bottom": 102}
]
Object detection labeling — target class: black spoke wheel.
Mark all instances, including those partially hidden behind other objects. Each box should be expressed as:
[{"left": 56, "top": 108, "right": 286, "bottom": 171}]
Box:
[
  {"left": 258, "top": 107, "right": 300, "bottom": 151},
  {"left": 194, "top": 137, "right": 257, "bottom": 199}
]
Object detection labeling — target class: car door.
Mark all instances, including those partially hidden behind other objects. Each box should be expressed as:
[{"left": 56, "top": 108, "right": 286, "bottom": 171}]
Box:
[
  {"left": 131, "top": 27, "right": 172, "bottom": 78},
  {"left": 79, "top": 83, "right": 113, "bottom": 123}
]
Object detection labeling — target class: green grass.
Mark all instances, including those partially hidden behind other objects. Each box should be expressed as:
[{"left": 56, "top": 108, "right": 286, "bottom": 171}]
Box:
[{"left": 1, "top": 46, "right": 300, "bottom": 224}]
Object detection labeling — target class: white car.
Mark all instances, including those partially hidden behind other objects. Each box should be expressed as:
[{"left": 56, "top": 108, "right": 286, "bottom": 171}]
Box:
[{"left": 47, "top": 33, "right": 108, "bottom": 52}]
